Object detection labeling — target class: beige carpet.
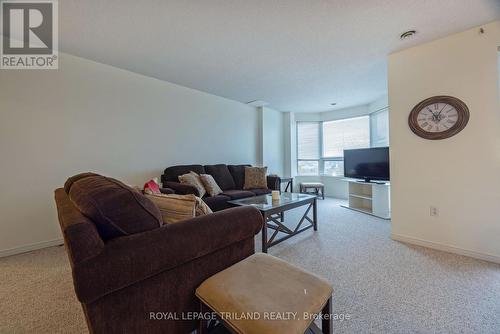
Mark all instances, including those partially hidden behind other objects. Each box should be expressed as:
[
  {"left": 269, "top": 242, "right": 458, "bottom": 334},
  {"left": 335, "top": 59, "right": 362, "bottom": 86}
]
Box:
[
  {"left": 1, "top": 198, "right": 499, "bottom": 333},
  {"left": 0, "top": 245, "right": 87, "bottom": 333}
]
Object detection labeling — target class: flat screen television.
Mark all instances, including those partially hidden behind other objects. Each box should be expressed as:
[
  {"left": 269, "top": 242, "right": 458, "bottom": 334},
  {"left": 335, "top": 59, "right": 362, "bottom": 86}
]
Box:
[{"left": 343, "top": 147, "right": 390, "bottom": 182}]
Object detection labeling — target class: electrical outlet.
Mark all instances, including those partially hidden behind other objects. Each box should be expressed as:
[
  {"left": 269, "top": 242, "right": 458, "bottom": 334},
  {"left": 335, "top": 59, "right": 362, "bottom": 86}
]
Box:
[{"left": 430, "top": 206, "right": 438, "bottom": 217}]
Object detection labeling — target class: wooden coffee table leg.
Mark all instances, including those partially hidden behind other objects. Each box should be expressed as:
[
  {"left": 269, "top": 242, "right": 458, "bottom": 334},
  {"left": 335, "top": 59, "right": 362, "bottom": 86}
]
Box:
[
  {"left": 322, "top": 296, "right": 332, "bottom": 334},
  {"left": 262, "top": 212, "right": 268, "bottom": 253}
]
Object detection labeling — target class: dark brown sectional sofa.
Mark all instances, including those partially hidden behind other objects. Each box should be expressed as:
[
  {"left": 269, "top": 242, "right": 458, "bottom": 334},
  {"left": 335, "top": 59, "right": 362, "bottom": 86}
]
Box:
[{"left": 162, "top": 164, "right": 281, "bottom": 211}]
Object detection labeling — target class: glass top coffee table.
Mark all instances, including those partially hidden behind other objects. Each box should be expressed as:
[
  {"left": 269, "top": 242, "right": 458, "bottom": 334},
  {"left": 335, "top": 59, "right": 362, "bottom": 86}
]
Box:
[{"left": 228, "top": 193, "right": 318, "bottom": 253}]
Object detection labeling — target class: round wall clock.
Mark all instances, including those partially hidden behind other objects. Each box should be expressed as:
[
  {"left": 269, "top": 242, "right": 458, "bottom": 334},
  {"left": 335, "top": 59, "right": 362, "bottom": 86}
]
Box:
[{"left": 408, "top": 96, "right": 469, "bottom": 140}]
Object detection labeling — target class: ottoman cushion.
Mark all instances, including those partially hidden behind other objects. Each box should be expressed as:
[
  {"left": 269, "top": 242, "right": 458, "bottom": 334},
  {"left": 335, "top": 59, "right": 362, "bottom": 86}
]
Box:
[
  {"left": 301, "top": 182, "right": 324, "bottom": 187},
  {"left": 196, "top": 253, "right": 333, "bottom": 334}
]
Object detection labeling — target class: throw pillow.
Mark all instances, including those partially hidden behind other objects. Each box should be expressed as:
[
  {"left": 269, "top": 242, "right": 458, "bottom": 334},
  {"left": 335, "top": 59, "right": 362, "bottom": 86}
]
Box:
[
  {"left": 195, "top": 196, "right": 213, "bottom": 216},
  {"left": 146, "top": 193, "right": 197, "bottom": 224},
  {"left": 199, "top": 174, "right": 223, "bottom": 197},
  {"left": 243, "top": 166, "right": 268, "bottom": 190},
  {"left": 178, "top": 171, "right": 206, "bottom": 197}
]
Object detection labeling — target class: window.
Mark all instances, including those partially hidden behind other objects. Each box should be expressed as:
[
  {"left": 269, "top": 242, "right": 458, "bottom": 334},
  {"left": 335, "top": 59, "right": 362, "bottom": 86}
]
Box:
[
  {"left": 370, "top": 108, "right": 389, "bottom": 147},
  {"left": 297, "top": 122, "right": 320, "bottom": 175},
  {"left": 324, "top": 160, "right": 343, "bottom": 176},
  {"left": 322, "top": 116, "right": 370, "bottom": 158},
  {"left": 321, "top": 116, "right": 370, "bottom": 176},
  {"left": 297, "top": 114, "right": 379, "bottom": 176},
  {"left": 297, "top": 160, "right": 319, "bottom": 175}
]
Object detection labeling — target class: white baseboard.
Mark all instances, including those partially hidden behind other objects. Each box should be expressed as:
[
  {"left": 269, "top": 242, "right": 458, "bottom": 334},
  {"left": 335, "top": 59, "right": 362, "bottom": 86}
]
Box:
[
  {"left": 391, "top": 233, "right": 500, "bottom": 265},
  {"left": 0, "top": 238, "right": 64, "bottom": 258}
]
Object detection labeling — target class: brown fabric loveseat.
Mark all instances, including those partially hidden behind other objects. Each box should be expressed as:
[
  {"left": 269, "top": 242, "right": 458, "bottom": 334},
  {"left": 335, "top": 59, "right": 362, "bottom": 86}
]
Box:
[
  {"left": 54, "top": 173, "right": 263, "bottom": 334},
  {"left": 162, "top": 164, "right": 281, "bottom": 211}
]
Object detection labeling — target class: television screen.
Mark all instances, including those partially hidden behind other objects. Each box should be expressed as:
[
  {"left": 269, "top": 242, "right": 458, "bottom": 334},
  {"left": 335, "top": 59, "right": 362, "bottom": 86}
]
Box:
[{"left": 344, "top": 147, "right": 390, "bottom": 181}]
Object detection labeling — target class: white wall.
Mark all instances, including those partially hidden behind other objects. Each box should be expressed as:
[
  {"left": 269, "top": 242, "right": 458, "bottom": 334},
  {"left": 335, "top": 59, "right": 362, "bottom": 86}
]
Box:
[
  {"left": 0, "top": 53, "right": 260, "bottom": 255},
  {"left": 260, "top": 107, "right": 285, "bottom": 176},
  {"left": 293, "top": 176, "right": 349, "bottom": 199},
  {"left": 388, "top": 21, "right": 500, "bottom": 262}
]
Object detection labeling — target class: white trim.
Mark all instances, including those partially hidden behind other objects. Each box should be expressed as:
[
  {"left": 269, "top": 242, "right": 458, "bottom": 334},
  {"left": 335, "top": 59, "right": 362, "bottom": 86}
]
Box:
[
  {"left": 391, "top": 233, "right": 500, "bottom": 265},
  {"left": 0, "top": 238, "right": 64, "bottom": 258}
]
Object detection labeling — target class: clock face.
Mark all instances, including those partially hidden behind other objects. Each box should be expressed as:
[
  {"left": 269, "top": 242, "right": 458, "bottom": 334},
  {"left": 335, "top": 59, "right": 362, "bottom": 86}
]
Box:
[
  {"left": 409, "top": 96, "right": 469, "bottom": 140},
  {"left": 416, "top": 103, "right": 458, "bottom": 133}
]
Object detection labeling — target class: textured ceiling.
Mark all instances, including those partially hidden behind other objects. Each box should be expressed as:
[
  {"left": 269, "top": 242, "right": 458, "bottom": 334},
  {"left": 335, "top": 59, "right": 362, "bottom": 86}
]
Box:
[{"left": 59, "top": 0, "right": 500, "bottom": 112}]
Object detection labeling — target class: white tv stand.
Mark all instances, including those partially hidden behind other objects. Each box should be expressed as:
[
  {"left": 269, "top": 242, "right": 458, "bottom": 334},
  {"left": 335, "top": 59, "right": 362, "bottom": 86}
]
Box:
[{"left": 341, "top": 179, "right": 390, "bottom": 219}]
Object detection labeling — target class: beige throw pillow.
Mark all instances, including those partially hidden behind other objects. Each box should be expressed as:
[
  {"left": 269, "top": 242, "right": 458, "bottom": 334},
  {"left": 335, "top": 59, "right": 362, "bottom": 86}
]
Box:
[
  {"left": 243, "top": 166, "right": 268, "bottom": 189},
  {"left": 199, "top": 174, "right": 223, "bottom": 197},
  {"left": 178, "top": 171, "right": 206, "bottom": 197},
  {"left": 146, "top": 193, "right": 196, "bottom": 224},
  {"left": 195, "top": 196, "right": 213, "bottom": 216}
]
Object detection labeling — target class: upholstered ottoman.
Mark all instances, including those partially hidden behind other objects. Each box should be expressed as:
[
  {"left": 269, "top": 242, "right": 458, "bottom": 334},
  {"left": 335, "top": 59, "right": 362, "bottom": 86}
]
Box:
[
  {"left": 300, "top": 182, "right": 325, "bottom": 200},
  {"left": 196, "top": 254, "right": 333, "bottom": 334}
]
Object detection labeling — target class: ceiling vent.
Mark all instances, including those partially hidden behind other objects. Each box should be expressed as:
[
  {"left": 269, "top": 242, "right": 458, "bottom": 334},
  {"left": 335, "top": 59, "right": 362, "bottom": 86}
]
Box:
[
  {"left": 400, "top": 30, "right": 417, "bottom": 40},
  {"left": 246, "top": 100, "right": 269, "bottom": 107}
]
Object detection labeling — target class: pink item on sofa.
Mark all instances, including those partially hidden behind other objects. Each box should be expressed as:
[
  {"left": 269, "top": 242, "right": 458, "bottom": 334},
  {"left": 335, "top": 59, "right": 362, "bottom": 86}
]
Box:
[{"left": 144, "top": 180, "right": 161, "bottom": 195}]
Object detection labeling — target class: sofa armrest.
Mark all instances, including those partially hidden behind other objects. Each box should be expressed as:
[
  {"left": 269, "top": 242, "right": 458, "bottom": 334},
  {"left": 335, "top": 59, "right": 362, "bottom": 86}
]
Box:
[
  {"left": 267, "top": 175, "right": 281, "bottom": 191},
  {"left": 72, "top": 206, "right": 263, "bottom": 304},
  {"left": 163, "top": 181, "right": 199, "bottom": 196}
]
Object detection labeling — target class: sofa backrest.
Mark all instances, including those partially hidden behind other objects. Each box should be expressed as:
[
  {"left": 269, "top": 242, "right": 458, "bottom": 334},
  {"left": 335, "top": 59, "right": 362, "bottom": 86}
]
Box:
[
  {"left": 163, "top": 164, "right": 259, "bottom": 191},
  {"left": 203, "top": 164, "right": 236, "bottom": 191},
  {"left": 162, "top": 164, "right": 205, "bottom": 182},
  {"left": 228, "top": 165, "right": 251, "bottom": 190}
]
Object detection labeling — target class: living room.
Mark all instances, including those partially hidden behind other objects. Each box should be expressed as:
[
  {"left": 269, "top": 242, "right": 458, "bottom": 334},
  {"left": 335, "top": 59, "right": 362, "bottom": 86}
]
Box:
[{"left": 1, "top": 1, "right": 499, "bottom": 333}]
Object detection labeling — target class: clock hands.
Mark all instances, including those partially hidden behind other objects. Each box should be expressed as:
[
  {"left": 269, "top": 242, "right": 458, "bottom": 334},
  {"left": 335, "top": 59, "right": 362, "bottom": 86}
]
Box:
[
  {"left": 426, "top": 107, "right": 439, "bottom": 123},
  {"left": 427, "top": 104, "right": 448, "bottom": 123},
  {"left": 437, "top": 104, "right": 447, "bottom": 117}
]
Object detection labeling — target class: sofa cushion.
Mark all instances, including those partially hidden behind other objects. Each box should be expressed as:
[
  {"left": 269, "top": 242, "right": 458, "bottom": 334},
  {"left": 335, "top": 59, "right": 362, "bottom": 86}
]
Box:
[
  {"left": 243, "top": 166, "right": 268, "bottom": 190},
  {"left": 64, "top": 172, "right": 99, "bottom": 194},
  {"left": 228, "top": 165, "right": 251, "bottom": 190},
  {"left": 203, "top": 195, "right": 232, "bottom": 212},
  {"left": 68, "top": 174, "right": 162, "bottom": 240},
  {"left": 162, "top": 165, "right": 205, "bottom": 182},
  {"left": 204, "top": 164, "right": 236, "bottom": 191},
  {"left": 249, "top": 188, "right": 272, "bottom": 196},
  {"left": 221, "top": 190, "right": 256, "bottom": 200}
]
